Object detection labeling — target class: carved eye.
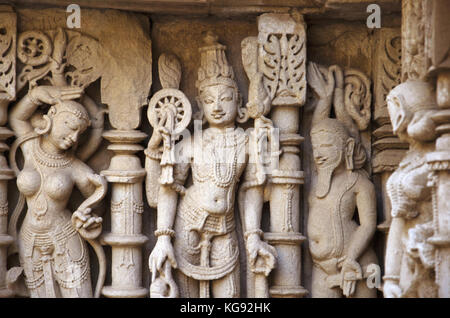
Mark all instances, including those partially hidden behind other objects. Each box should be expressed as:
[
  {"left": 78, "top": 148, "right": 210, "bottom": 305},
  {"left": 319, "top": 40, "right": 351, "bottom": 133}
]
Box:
[
  {"left": 221, "top": 96, "right": 232, "bottom": 102},
  {"left": 204, "top": 98, "right": 214, "bottom": 104}
]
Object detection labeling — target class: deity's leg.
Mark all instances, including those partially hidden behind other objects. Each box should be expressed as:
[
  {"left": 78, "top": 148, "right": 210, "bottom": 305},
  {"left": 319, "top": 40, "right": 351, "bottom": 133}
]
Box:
[
  {"left": 211, "top": 265, "right": 240, "bottom": 298},
  {"left": 175, "top": 270, "right": 199, "bottom": 298},
  {"left": 311, "top": 264, "right": 341, "bottom": 298}
]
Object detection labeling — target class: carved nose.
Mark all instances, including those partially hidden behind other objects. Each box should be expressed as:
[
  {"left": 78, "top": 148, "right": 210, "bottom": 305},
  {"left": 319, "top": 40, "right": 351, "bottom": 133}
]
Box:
[{"left": 213, "top": 102, "right": 222, "bottom": 112}]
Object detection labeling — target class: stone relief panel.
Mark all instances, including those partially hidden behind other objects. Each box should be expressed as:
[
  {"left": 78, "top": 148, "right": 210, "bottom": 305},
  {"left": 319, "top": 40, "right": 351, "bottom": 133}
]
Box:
[{"left": 0, "top": 2, "right": 447, "bottom": 299}]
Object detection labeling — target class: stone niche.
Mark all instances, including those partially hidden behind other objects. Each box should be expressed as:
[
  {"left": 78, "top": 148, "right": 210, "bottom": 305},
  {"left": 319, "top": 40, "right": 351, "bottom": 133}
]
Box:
[{"left": 1, "top": 0, "right": 448, "bottom": 299}]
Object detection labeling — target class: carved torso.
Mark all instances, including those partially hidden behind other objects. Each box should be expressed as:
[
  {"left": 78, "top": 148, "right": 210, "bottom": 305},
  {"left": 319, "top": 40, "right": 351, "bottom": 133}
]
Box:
[
  {"left": 188, "top": 128, "right": 248, "bottom": 215},
  {"left": 386, "top": 150, "right": 432, "bottom": 224},
  {"left": 308, "top": 170, "right": 361, "bottom": 262},
  {"left": 17, "top": 138, "right": 76, "bottom": 229},
  {"left": 173, "top": 127, "right": 248, "bottom": 281}
]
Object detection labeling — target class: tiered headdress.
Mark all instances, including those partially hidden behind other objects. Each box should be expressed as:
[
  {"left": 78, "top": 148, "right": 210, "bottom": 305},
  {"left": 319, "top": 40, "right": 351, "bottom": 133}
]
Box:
[{"left": 196, "top": 31, "right": 237, "bottom": 92}]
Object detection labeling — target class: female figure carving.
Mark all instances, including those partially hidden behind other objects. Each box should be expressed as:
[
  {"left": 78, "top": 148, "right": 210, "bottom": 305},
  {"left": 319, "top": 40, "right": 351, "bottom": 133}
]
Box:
[
  {"left": 383, "top": 80, "right": 439, "bottom": 298},
  {"left": 8, "top": 85, "right": 107, "bottom": 298}
]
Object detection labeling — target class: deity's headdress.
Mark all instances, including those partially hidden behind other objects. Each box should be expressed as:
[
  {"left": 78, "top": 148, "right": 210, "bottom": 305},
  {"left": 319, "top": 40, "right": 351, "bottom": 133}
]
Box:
[
  {"left": 50, "top": 100, "right": 91, "bottom": 126},
  {"left": 386, "top": 80, "right": 437, "bottom": 113},
  {"left": 195, "top": 31, "right": 238, "bottom": 92}
]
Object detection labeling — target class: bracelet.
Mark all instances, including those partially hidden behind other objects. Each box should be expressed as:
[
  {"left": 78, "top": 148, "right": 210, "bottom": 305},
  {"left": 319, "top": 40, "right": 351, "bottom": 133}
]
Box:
[
  {"left": 154, "top": 228, "right": 175, "bottom": 238},
  {"left": 27, "top": 93, "right": 42, "bottom": 106},
  {"left": 383, "top": 275, "right": 400, "bottom": 282},
  {"left": 244, "top": 229, "right": 264, "bottom": 240},
  {"left": 145, "top": 147, "right": 162, "bottom": 160}
]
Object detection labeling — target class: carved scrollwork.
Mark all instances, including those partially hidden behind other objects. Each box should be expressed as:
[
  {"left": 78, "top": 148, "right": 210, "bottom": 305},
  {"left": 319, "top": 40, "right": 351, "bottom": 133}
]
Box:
[
  {"left": 17, "top": 31, "right": 52, "bottom": 66},
  {"left": 344, "top": 69, "right": 371, "bottom": 131},
  {"left": 17, "top": 28, "right": 102, "bottom": 91},
  {"left": 0, "top": 20, "right": 16, "bottom": 100}
]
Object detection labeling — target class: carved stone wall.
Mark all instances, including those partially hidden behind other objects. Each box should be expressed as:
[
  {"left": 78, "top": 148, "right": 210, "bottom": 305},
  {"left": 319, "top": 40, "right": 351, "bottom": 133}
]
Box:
[{"left": 0, "top": 0, "right": 448, "bottom": 299}]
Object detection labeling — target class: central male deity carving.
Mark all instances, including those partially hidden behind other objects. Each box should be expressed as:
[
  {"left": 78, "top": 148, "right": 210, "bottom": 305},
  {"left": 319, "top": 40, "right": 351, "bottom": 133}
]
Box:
[{"left": 146, "top": 33, "right": 277, "bottom": 298}]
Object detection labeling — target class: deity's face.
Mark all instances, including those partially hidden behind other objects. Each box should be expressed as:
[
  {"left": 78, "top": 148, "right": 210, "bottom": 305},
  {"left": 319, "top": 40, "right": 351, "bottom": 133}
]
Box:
[
  {"left": 311, "top": 130, "right": 343, "bottom": 170},
  {"left": 200, "top": 84, "right": 237, "bottom": 128},
  {"left": 387, "top": 95, "right": 409, "bottom": 142},
  {"left": 48, "top": 112, "right": 88, "bottom": 150},
  {"left": 311, "top": 128, "right": 345, "bottom": 198}
]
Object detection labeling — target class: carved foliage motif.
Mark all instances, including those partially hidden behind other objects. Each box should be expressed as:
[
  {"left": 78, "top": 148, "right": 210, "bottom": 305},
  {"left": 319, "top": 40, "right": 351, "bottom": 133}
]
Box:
[
  {"left": 257, "top": 13, "right": 306, "bottom": 106},
  {"left": 17, "top": 28, "right": 102, "bottom": 91},
  {"left": 402, "top": 0, "right": 431, "bottom": 81},
  {"left": 0, "top": 12, "right": 16, "bottom": 100}
]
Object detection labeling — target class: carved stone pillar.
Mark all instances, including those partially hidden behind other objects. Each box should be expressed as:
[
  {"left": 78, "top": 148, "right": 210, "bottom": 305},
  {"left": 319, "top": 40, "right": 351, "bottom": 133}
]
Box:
[
  {"left": 101, "top": 130, "right": 148, "bottom": 298},
  {"left": 372, "top": 28, "right": 407, "bottom": 243},
  {"left": 425, "top": 0, "right": 450, "bottom": 298},
  {"left": 0, "top": 6, "right": 16, "bottom": 298},
  {"left": 257, "top": 13, "right": 308, "bottom": 298}
]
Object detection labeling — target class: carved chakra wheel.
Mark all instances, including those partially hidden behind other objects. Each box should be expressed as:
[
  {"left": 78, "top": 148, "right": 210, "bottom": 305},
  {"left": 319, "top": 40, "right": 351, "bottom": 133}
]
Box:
[{"left": 148, "top": 89, "right": 191, "bottom": 137}]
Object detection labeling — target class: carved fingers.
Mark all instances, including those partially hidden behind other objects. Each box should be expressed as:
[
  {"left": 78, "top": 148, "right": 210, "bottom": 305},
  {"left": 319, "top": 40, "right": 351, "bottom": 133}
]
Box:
[
  {"left": 339, "top": 258, "right": 363, "bottom": 297},
  {"left": 307, "top": 62, "right": 335, "bottom": 99},
  {"left": 329, "top": 65, "right": 344, "bottom": 89},
  {"left": 72, "top": 207, "right": 103, "bottom": 234},
  {"left": 149, "top": 236, "right": 178, "bottom": 282},
  {"left": 247, "top": 236, "right": 277, "bottom": 277},
  {"left": 30, "top": 85, "right": 84, "bottom": 105}
]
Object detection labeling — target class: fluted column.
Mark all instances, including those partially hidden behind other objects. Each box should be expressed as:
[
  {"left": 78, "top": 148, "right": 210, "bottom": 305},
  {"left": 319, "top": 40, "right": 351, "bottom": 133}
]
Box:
[{"left": 101, "top": 130, "right": 148, "bottom": 298}]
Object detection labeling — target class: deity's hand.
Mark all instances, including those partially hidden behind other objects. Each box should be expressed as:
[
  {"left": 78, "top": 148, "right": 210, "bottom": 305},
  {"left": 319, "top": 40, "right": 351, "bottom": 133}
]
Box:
[
  {"left": 329, "top": 65, "right": 344, "bottom": 89},
  {"left": 307, "top": 62, "right": 335, "bottom": 100},
  {"left": 149, "top": 235, "right": 178, "bottom": 282},
  {"left": 383, "top": 280, "right": 402, "bottom": 298},
  {"left": 29, "top": 85, "right": 84, "bottom": 105},
  {"left": 148, "top": 125, "right": 171, "bottom": 150},
  {"left": 339, "top": 258, "right": 363, "bottom": 297},
  {"left": 72, "top": 207, "right": 102, "bottom": 232},
  {"left": 246, "top": 233, "right": 277, "bottom": 277}
]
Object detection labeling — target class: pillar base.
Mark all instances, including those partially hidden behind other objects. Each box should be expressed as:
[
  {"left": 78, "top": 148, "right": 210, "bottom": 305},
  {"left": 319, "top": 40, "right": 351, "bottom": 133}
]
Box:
[
  {"left": 270, "top": 285, "right": 308, "bottom": 298},
  {"left": 102, "top": 285, "right": 148, "bottom": 298}
]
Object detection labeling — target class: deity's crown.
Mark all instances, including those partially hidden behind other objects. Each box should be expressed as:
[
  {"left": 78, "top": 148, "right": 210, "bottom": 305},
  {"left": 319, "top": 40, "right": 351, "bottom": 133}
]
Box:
[{"left": 196, "top": 31, "right": 237, "bottom": 92}]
